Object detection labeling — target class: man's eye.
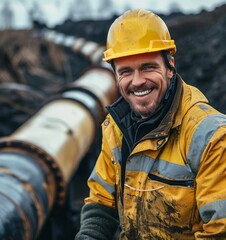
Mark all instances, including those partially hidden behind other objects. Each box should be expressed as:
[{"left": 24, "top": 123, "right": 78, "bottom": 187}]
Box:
[
  {"left": 120, "top": 69, "right": 131, "bottom": 76},
  {"left": 143, "top": 65, "right": 154, "bottom": 71}
]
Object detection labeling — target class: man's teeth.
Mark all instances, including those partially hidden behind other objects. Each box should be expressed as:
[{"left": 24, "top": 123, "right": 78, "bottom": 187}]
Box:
[{"left": 134, "top": 90, "right": 151, "bottom": 96}]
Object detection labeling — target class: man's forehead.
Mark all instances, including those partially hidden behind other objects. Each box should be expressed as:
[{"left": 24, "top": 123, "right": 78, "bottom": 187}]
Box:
[{"left": 115, "top": 52, "right": 162, "bottom": 67}]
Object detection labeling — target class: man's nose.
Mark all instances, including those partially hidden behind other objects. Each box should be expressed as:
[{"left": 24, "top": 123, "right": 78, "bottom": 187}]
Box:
[{"left": 132, "top": 71, "right": 146, "bottom": 86}]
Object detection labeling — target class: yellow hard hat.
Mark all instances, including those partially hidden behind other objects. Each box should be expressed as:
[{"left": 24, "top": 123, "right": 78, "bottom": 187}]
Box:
[{"left": 103, "top": 9, "right": 176, "bottom": 62}]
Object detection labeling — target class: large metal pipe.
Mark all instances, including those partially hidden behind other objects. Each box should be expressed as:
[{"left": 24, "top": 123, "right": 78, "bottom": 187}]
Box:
[{"left": 0, "top": 66, "right": 118, "bottom": 240}]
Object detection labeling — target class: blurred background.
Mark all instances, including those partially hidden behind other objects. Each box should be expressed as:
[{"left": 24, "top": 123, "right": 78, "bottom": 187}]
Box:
[
  {"left": 0, "top": 0, "right": 226, "bottom": 29},
  {"left": 0, "top": 0, "right": 226, "bottom": 239}
]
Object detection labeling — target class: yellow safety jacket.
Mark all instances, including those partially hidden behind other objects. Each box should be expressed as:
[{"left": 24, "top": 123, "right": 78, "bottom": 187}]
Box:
[{"left": 85, "top": 75, "right": 226, "bottom": 239}]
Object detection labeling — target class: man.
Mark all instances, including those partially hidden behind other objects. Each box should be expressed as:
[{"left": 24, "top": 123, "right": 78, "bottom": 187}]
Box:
[{"left": 75, "top": 9, "right": 226, "bottom": 239}]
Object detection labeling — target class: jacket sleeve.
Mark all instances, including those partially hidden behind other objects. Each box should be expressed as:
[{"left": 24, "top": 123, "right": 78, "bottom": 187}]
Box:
[
  {"left": 195, "top": 126, "right": 226, "bottom": 239},
  {"left": 74, "top": 203, "right": 119, "bottom": 240},
  {"left": 85, "top": 116, "right": 120, "bottom": 208},
  {"left": 75, "top": 117, "right": 120, "bottom": 239}
]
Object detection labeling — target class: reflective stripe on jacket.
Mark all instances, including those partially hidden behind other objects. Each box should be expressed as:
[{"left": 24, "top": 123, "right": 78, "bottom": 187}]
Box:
[{"left": 85, "top": 75, "right": 226, "bottom": 239}]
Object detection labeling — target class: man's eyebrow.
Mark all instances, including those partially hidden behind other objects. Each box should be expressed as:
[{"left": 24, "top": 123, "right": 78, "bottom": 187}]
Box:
[{"left": 140, "top": 62, "right": 159, "bottom": 68}]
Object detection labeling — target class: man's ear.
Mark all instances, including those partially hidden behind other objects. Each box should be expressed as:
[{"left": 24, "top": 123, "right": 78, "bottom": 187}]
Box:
[
  {"left": 168, "top": 56, "right": 175, "bottom": 74},
  {"left": 169, "top": 56, "right": 175, "bottom": 69},
  {"left": 168, "top": 57, "right": 175, "bottom": 79}
]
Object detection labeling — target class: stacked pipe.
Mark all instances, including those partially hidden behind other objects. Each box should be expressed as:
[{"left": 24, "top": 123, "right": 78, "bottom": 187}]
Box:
[
  {"left": 0, "top": 66, "right": 118, "bottom": 240},
  {"left": 40, "top": 29, "right": 106, "bottom": 64}
]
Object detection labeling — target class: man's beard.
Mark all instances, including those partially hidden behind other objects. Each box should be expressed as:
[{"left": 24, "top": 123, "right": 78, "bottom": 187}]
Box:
[{"left": 129, "top": 101, "right": 163, "bottom": 119}]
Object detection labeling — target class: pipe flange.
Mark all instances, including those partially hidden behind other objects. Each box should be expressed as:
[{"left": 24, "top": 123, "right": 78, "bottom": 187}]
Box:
[{"left": 0, "top": 139, "right": 66, "bottom": 207}]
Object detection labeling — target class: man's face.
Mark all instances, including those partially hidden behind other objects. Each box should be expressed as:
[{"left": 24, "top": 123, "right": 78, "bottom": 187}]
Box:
[{"left": 114, "top": 52, "right": 174, "bottom": 118}]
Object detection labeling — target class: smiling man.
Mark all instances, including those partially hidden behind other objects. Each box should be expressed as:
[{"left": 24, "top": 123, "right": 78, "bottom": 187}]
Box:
[{"left": 75, "top": 9, "right": 226, "bottom": 240}]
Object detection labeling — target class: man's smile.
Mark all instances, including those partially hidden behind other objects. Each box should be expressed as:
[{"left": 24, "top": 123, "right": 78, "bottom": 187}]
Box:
[{"left": 133, "top": 89, "right": 152, "bottom": 96}]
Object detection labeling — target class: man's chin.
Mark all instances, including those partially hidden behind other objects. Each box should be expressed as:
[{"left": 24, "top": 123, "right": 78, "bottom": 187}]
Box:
[{"left": 132, "top": 108, "right": 155, "bottom": 119}]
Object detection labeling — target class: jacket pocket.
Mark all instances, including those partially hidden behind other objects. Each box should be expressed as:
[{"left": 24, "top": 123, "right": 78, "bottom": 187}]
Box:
[{"left": 148, "top": 173, "right": 194, "bottom": 187}]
